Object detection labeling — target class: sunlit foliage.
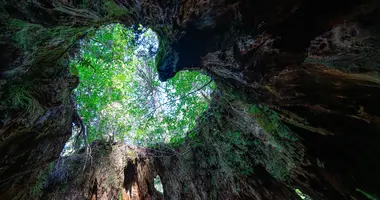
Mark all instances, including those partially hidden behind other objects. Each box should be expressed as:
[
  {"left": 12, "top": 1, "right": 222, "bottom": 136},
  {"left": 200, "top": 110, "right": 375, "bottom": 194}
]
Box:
[{"left": 70, "top": 24, "right": 214, "bottom": 146}]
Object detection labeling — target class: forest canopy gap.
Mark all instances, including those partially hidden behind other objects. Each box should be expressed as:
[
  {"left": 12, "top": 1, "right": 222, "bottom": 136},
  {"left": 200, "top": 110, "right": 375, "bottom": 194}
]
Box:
[{"left": 67, "top": 23, "right": 215, "bottom": 150}]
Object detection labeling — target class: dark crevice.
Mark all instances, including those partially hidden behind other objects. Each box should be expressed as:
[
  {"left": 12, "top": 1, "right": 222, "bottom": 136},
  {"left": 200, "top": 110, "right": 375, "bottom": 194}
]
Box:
[
  {"left": 123, "top": 159, "right": 137, "bottom": 197},
  {"left": 89, "top": 178, "right": 97, "bottom": 200}
]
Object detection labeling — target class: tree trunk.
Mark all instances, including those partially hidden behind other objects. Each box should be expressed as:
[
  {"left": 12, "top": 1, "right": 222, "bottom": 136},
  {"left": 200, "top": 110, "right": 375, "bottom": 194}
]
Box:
[{"left": 1, "top": 0, "right": 380, "bottom": 199}]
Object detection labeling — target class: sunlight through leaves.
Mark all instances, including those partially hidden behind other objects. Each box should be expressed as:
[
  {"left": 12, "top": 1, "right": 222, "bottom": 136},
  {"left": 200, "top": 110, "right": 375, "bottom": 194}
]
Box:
[{"left": 70, "top": 24, "right": 214, "bottom": 147}]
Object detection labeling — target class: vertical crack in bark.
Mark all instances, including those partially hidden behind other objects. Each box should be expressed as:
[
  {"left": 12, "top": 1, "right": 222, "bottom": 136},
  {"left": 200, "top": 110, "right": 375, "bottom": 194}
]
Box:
[
  {"left": 89, "top": 178, "right": 98, "bottom": 200},
  {"left": 123, "top": 159, "right": 137, "bottom": 198}
]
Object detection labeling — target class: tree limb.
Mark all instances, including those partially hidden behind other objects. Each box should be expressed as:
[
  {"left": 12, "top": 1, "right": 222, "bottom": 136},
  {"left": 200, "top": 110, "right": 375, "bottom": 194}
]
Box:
[{"left": 143, "top": 79, "right": 213, "bottom": 119}]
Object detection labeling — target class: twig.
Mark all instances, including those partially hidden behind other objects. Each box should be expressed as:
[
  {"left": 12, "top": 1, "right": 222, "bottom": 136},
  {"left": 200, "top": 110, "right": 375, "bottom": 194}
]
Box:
[{"left": 142, "top": 79, "right": 213, "bottom": 119}]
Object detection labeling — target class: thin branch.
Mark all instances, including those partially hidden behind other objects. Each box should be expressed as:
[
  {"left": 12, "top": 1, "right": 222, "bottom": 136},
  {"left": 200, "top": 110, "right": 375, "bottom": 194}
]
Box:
[
  {"left": 142, "top": 79, "right": 213, "bottom": 119},
  {"left": 50, "top": 33, "right": 87, "bottom": 63}
]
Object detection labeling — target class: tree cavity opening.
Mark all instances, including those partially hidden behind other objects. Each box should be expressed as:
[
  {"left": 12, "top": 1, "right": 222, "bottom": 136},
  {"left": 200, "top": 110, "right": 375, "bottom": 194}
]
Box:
[
  {"left": 154, "top": 175, "right": 164, "bottom": 194},
  {"left": 65, "top": 23, "right": 214, "bottom": 150}
]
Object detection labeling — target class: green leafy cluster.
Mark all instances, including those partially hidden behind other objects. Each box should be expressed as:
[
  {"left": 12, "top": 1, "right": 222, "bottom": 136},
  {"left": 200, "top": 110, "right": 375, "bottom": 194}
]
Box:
[
  {"left": 295, "top": 189, "right": 312, "bottom": 200},
  {"left": 71, "top": 23, "right": 214, "bottom": 146}
]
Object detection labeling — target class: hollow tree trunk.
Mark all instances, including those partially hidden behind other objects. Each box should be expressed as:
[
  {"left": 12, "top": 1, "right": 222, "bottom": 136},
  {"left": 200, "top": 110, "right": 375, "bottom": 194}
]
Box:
[{"left": 1, "top": 0, "right": 380, "bottom": 200}]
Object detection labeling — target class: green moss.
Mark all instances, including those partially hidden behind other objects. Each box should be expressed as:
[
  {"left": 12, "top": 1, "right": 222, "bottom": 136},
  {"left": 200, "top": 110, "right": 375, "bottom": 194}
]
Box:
[
  {"left": 211, "top": 92, "right": 301, "bottom": 182},
  {"left": 246, "top": 105, "right": 303, "bottom": 181},
  {"left": 8, "top": 19, "right": 41, "bottom": 50},
  {"left": 249, "top": 105, "right": 297, "bottom": 142},
  {"left": 3, "top": 85, "right": 43, "bottom": 115},
  {"left": 60, "top": 184, "right": 68, "bottom": 193},
  {"left": 155, "top": 36, "right": 170, "bottom": 68},
  {"left": 9, "top": 18, "right": 86, "bottom": 64},
  {"left": 209, "top": 130, "right": 255, "bottom": 176},
  {"left": 126, "top": 149, "right": 136, "bottom": 159},
  {"left": 265, "top": 157, "right": 292, "bottom": 181},
  {"left": 104, "top": 0, "right": 127, "bottom": 18},
  {"left": 30, "top": 166, "right": 52, "bottom": 198},
  {"left": 31, "top": 177, "right": 45, "bottom": 198},
  {"left": 154, "top": 24, "right": 178, "bottom": 66}
]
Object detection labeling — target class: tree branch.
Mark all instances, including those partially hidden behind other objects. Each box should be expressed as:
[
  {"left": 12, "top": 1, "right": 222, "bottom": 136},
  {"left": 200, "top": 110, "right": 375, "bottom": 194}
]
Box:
[{"left": 142, "top": 79, "right": 213, "bottom": 119}]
